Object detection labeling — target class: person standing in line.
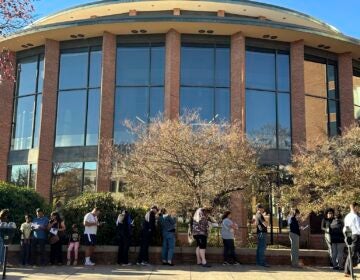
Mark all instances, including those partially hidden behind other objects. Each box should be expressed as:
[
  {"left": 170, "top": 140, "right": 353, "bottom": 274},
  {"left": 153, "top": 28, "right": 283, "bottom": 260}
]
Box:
[
  {"left": 48, "top": 211, "right": 66, "bottom": 265},
  {"left": 343, "top": 202, "right": 360, "bottom": 277},
  {"left": 329, "top": 212, "right": 345, "bottom": 270},
  {"left": 83, "top": 207, "right": 101, "bottom": 266},
  {"left": 192, "top": 208, "right": 211, "bottom": 268},
  {"left": 289, "top": 209, "right": 306, "bottom": 268},
  {"left": 67, "top": 224, "right": 80, "bottom": 266},
  {"left": 0, "top": 209, "right": 9, "bottom": 266},
  {"left": 321, "top": 208, "right": 335, "bottom": 266},
  {"left": 20, "top": 215, "right": 33, "bottom": 266},
  {"left": 221, "top": 211, "right": 239, "bottom": 265},
  {"left": 116, "top": 210, "right": 133, "bottom": 266},
  {"left": 31, "top": 208, "right": 49, "bottom": 266},
  {"left": 160, "top": 209, "right": 177, "bottom": 266},
  {"left": 255, "top": 204, "right": 269, "bottom": 267},
  {"left": 137, "top": 206, "right": 159, "bottom": 266}
]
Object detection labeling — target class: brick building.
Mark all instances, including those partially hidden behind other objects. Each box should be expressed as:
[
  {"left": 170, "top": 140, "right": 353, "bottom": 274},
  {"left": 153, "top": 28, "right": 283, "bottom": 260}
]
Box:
[{"left": 0, "top": 0, "right": 359, "bottom": 245}]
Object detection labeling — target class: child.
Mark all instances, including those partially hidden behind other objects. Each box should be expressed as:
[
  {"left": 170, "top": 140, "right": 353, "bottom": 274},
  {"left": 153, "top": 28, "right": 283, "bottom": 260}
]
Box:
[
  {"left": 221, "top": 211, "right": 239, "bottom": 265},
  {"left": 20, "top": 215, "right": 33, "bottom": 265},
  {"left": 67, "top": 224, "right": 80, "bottom": 265}
]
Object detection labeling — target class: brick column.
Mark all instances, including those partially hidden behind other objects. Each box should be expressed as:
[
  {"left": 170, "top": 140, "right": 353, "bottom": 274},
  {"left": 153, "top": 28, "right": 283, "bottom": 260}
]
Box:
[
  {"left": 96, "top": 32, "right": 116, "bottom": 192},
  {"left": 338, "top": 52, "right": 354, "bottom": 131},
  {"left": 36, "top": 39, "right": 59, "bottom": 202},
  {"left": 0, "top": 52, "right": 16, "bottom": 180},
  {"left": 230, "top": 32, "right": 247, "bottom": 246},
  {"left": 164, "top": 29, "right": 180, "bottom": 120},
  {"left": 290, "top": 40, "right": 306, "bottom": 148}
]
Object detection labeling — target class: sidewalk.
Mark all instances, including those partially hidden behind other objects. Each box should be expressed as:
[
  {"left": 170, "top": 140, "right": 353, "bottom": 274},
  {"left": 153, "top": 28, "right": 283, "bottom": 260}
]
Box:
[{"left": 4, "top": 264, "right": 358, "bottom": 280}]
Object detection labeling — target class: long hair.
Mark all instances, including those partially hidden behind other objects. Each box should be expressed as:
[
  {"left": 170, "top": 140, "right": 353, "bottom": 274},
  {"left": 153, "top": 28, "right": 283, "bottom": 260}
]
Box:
[
  {"left": 222, "top": 211, "right": 231, "bottom": 221},
  {"left": 0, "top": 209, "right": 9, "bottom": 220},
  {"left": 50, "top": 211, "right": 61, "bottom": 222}
]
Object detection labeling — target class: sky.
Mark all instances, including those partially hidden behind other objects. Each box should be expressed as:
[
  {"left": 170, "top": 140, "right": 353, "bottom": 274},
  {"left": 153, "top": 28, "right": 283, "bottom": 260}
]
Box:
[{"left": 33, "top": 0, "right": 359, "bottom": 39}]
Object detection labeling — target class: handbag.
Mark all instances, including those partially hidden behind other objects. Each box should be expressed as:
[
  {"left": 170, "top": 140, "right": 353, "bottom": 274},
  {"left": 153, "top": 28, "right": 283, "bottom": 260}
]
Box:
[{"left": 49, "top": 234, "right": 59, "bottom": 245}]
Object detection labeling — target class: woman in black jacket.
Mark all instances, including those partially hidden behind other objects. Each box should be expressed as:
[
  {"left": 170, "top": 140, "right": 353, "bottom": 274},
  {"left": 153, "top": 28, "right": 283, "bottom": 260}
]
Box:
[
  {"left": 116, "top": 210, "right": 133, "bottom": 266},
  {"left": 289, "top": 209, "right": 302, "bottom": 268},
  {"left": 321, "top": 208, "right": 334, "bottom": 266},
  {"left": 329, "top": 213, "right": 345, "bottom": 270}
]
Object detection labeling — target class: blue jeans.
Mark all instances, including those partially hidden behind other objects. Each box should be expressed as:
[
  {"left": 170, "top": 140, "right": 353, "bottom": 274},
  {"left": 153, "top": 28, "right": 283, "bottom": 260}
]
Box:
[
  {"left": 0, "top": 236, "right": 4, "bottom": 264},
  {"left": 256, "top": 232, "right": 267, "bottom": 265},
  {"left": 161, "top": 232, "right": 175, "bottom": 262}
]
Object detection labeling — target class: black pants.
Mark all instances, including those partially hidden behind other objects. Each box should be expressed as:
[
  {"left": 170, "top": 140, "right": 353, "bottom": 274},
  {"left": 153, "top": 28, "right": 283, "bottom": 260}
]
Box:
[
  {"left": 345, "top": 234, "right": 360, "bottom": 275},
  {"left": 31, "top": 238, "right": 46, "bottom": 265},
  {"left": 50, "top": 241, "right": 63, "bottom": 265},
  {"left": 21, "top": 240, "right": 31, "bottom": 265},
  {"left": 117, "top": 234, "right": 131, "bottom": 264},
  {"left": 223, "top": 239, "right": 237, "bottom": 263},
  {"left": 137, "top": 230, "right": 152, "bottom": 263}
]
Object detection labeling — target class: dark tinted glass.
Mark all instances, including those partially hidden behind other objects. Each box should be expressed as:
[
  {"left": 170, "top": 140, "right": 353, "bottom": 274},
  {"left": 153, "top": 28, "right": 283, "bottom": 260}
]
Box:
[
  {"left": 12, "top": 96, "right": 35, "bottom": 150},
  {"left": 246, "top": 50, "right": 275, "bottom": 90},
  {"left": 116, "top": 47, "right": 149, "bottom": 86},
  {"left": 52, "top": 162, "right": 83, "bottom": 200},
  {"left": 59, "top": 51, "right": 88, "bottom": 89},
  {"left": 181, "top": 46, "right": 214, "bottom": 86},
  {"left": 180, "top": 87, "right": 214, "bottom": 121},
  {"left": 149, "top": 87, "right": 164, "bottom": 121},
  {"left": 56, "top": 90, "right": 86, "bottom": 147},
  {"left": 84, "top": 162, "right": 97, "bottom": 192},
  {"left": 215, "top": 88, "right": 230, "bottom": 122},
  {"left": 327, "top": 64, "right": 338, "bottom": 99},
  {"left": 246, "top": 90, "right": 276, "bottom": 148},
  {"left": 38, "top": 56, "right": 44, "bottom": 93},
  {"left": 10, "top": 165, "right": 29, "bottom": 187},
  {"left": 215, "top": 47, "right": 230, "bottom": 87},
  {"left": 304, "top": 60, "right": 327, "bottom": 98},
  {"left": 277, "top": 53, "right": 290, "bottom": 92},
  {"left": 18, "top": 56, "right": 37, "bottom": 96},
  {"left": 278, "top": 93, "right": 291, "bottom": 149},
  {"left": 89, "top": 50, "right": 102, "bottom": 88},
  {"left": 114, "top": 87, "right": 148, "bottom": 144},
  {"left": 151, "top": 46, "right": 165, "bottom": 85},
  {"left": 33, "top": 95, "right": 42, "bottom": 148},
  {"left": 86, "top": 89, "right": 100, "bottom": 145}
]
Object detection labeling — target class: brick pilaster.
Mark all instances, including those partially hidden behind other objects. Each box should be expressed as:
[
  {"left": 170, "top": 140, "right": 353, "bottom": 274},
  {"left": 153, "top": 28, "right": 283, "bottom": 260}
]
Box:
[
  {"left": 290, "top": 40, "right": 306, "bottom": 148},
  {"left": 0, "top": 52, "right": 16, "bottom": 180},
  {"left": 96, "top": 32, "right": 116, "bottom": 192},
  {"left": 164, "top": 29, "right": 180, "bottom": 120},
  {"left": 36, "top": 39, "right": 59, "bottom": 202},
  {"left": 338, "top": 52, "right": 354, "bottom": 131}
]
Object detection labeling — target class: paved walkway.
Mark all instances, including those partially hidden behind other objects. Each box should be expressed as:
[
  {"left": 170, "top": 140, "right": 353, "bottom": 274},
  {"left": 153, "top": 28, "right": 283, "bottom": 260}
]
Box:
[{"left": 4, "top": 265, "right": 359, "bottom": 280}]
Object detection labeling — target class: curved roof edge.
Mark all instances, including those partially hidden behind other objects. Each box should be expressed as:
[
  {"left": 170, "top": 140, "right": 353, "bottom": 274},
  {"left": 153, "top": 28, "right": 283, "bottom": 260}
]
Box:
[{"left": 30, "top": 0, "right": 343, "bottom": 35}]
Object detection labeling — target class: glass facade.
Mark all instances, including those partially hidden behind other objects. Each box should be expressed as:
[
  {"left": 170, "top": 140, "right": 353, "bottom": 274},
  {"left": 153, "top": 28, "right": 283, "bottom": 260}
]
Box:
[
  {"left": 114, "top": 43, "right": 165, "bottom": 144},
  {"left": 180, "top": 43, "right": 230, "bottom": 123},
  {"left": 245, "top": 48, "right": 291, "bottom": 149},
  {"left": 12, "top": 55, "right": 44, "bottom": 150},
  {"left": 56, "top": 47, "right": 102, "bottom": 147},
  {"left": 52, "top": 162, "right": 97, "bottom": 201},
  {"left": 8, "top": 164, "right": 37, "bottom": 187},
  {"left": 304, "top": 57, "right": 339, "bottom": 146},
  {"left": 353, "top": 69, "right": 360, "bottom": 120}
]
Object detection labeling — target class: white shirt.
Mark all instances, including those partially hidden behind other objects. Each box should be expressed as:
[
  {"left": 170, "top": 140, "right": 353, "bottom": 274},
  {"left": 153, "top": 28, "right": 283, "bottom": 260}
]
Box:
[
  {"left": 84, "top": 212, "right": 98, "bottom": 235},
  {"left": 343, "top": 211, "right": 360, "bottom": 235}
]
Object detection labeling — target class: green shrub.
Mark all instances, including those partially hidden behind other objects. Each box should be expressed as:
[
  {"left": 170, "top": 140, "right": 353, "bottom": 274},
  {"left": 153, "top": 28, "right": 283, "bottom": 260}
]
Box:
[
  {"left": 62, "top": 192, "right": 160, "bottom": 246},
  {"left": 0, "top": 181, "right": 50, "bottom": 242}
]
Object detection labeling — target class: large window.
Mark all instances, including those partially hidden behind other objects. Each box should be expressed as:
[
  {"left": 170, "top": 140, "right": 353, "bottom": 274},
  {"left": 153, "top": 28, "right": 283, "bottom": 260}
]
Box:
[
  {"left": 353, "top": 69, "right": 360, "bottom": 120},
  {"left": 114, "top": 43, "right": 165, "bottom": 144},
  {"left": 52, "top": 162, "right": 96, "bottom": 201},
  {"left": 12, "top": 55, "right": 44, "bottom": 150},
  {"left": 180, "top": 43, "right": 230, "bottom": 123},
  {"left": 304, "top": 57, "right": 339, "bottom": 147},
  {"left": 8, "top": 164, "right": 37, "bottom": 187},
  {"left": 55, "top": 47, "right": 102, "bottom": 147},
  {"left": 245, "top": 48, "right": 291, "bottom": 149}
]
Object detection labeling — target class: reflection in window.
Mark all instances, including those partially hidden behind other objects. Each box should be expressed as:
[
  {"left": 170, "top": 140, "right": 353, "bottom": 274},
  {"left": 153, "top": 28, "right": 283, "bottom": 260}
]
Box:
[
  {"left": 52, "top": 162, "right": 97, "bottom": 201},
  {"left": 8, "top": 164, "right": 37, "bottom": 188},
  {"left": 12, "top": 55, "right": 44, "bottom": 150},
  {"left": 56, "top": 48, "right": 102, "bottom": 147},
  {"left": 180, "top": 44, "right": 230, "bottom": 123},
  {"left": 114, "top": 44, "right": 165, "bottom": 144},
  {"left": 304, "top": 58, "right": 339, "bottom": 147},
  {"left": 245, "top": 49, "right": 291, "bottom": 149},
  {"left": 353, "top": 69, "right": 360, "bottom": 120}
]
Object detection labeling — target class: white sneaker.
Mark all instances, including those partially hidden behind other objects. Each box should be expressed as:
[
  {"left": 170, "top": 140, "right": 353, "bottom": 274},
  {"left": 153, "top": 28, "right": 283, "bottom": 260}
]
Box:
[
  {"left": 141, "top": 262, "right": 149, "bottom": 266},
  {"left": 84, "top": 261, "right": 95, "bottom": 266}
]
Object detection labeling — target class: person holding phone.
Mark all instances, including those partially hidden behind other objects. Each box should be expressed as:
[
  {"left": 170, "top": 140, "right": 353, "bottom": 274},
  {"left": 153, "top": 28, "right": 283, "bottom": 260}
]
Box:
[
  {"left": 83, "top": 207, "right": 101, "bottom": 266},
  {"left": 48, "top": 211, "right": 66, "bottom": 265},
  {"left": 255, "top": 204, "right": 269, "bottom": 267},
  {"left": 31, "top": 208, "right": 49, "bottom": 266},
  {"left": 289, "top": 209, "right": 307, "bottom": 268}
]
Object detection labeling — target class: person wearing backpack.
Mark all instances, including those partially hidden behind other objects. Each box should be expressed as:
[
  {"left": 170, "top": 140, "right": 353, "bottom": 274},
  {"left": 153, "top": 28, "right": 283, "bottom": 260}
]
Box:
[{"left": 329, "top": 212, "right": 345, "bottom": 270}]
